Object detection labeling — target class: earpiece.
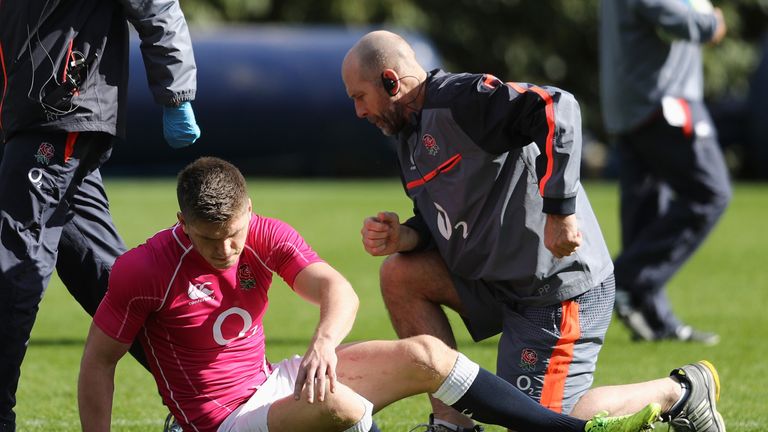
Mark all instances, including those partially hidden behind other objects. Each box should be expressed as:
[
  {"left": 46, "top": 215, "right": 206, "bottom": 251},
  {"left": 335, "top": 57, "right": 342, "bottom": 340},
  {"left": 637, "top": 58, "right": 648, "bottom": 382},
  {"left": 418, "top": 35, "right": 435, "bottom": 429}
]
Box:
[{"left": 381, "top": 73, "right": 398, "bottom": 96}]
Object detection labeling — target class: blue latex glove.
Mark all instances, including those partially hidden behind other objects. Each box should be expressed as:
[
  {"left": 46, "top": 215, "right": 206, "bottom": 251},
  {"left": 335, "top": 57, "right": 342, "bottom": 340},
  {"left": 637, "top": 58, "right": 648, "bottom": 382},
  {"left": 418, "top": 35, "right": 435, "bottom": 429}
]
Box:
[{"left": 163, "top": 101, "right": 201, "bottom": 148}]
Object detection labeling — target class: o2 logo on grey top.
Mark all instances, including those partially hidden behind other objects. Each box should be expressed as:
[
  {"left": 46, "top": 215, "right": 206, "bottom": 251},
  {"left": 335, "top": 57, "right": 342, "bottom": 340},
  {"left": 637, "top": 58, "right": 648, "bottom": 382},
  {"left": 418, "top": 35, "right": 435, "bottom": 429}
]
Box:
[{"left": 434, "top": 202, "right": 469, "bottom": 241}]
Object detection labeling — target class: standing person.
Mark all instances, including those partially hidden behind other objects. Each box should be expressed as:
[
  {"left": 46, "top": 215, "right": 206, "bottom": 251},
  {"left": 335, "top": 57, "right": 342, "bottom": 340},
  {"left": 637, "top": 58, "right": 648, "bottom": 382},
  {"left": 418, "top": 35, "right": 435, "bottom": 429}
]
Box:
[
  {"left": 342, "top": 30, "right": 725, "bottom": 432},
  {"left": 0, "top": 1, "right": 200, "bottom": 430},
  {"left": 78, "top": 156, "right": 661, "bottom": 432},
  {"left": 600, "top": 0, "right": 731, "bottom": 344}
]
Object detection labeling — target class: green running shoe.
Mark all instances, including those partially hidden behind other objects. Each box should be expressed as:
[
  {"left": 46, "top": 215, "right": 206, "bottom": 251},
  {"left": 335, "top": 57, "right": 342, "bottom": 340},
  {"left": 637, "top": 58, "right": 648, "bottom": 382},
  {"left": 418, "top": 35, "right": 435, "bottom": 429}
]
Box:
[{"left": 585, "top": 403, "right": 661, "bottom": 432}]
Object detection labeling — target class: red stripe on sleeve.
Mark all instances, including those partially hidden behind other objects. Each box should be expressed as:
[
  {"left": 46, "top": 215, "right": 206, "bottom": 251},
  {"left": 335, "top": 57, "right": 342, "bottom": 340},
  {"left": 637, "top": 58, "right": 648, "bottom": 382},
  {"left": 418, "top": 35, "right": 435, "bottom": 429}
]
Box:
[
  {"left": 527, "top": 86, "right": 556, "bottom": 196},
  {"left": 482, "top": 74, "right": 501, "bottom": 88},
  {"left": 504, "top": 83, "right": 556, "bottom": 196}
]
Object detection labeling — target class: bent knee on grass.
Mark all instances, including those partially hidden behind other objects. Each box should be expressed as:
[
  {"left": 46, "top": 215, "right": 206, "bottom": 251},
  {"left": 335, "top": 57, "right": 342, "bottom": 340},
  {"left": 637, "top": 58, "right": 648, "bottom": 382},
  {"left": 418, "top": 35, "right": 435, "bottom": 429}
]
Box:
[
  {"left": 333, "top": 337, "right": 457, "bottom": 409},
  {"left": 380, "top": 252, "right": 459, "bottom": 306}
]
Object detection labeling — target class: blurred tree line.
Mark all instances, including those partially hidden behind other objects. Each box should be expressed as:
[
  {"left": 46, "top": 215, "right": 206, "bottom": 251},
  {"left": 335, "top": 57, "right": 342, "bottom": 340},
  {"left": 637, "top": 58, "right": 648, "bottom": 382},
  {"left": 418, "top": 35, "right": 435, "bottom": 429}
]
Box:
[{"left": 180, "top": 0, "right": 768, "bottom": 172}]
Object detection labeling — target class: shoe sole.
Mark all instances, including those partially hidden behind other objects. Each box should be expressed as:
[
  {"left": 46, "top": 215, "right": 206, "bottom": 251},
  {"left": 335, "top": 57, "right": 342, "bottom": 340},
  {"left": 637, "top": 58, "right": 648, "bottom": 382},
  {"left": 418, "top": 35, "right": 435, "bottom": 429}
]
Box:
[{"left": 697, "top": 360, "right": 726, "bottom": 431}]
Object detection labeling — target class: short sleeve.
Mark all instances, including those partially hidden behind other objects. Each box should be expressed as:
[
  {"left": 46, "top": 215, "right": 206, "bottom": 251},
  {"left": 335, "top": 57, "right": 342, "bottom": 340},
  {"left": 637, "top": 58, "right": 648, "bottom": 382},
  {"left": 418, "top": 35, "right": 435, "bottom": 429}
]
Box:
[
  {"left": 250, "top": 216, "right": 324, "bottom": 287},
  {"left": 94, "top": 247, "right": 164, "bottom": 344}
]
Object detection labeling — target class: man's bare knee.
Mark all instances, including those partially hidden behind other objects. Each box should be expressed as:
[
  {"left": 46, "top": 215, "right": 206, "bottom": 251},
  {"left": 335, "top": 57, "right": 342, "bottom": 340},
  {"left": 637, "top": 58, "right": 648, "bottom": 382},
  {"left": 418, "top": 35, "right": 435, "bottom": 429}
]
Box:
[
  {"left": 380, "top": 251, "right": 454, "bottom": 304},
  {"left": 317, "top": 386, "right": 368, "bottom": 428},
  {"left": 380, "top": 252, "right": 440, "bottom": 300},
  {"left": 380, "top": 253, "right": 414, "bottom": 300},
  {"left": 269, "top": 383, "right": 370, "bottom": 431},
  {"left": 399, "top": 335, "right": 456, "bottom": 384}
]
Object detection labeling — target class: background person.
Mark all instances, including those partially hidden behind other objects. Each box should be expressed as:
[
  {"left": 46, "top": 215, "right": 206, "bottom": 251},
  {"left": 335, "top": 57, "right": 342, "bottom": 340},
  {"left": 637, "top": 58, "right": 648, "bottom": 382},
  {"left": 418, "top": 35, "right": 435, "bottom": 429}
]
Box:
[
  {"left": 599, "top": 0, "right": 731, "bottom": 344},
  {"left": 342, "top": 30, "right": 725, "bottom": 432},
  {"left": 0, "top": 1, "right": 200, "bottom": 430}
]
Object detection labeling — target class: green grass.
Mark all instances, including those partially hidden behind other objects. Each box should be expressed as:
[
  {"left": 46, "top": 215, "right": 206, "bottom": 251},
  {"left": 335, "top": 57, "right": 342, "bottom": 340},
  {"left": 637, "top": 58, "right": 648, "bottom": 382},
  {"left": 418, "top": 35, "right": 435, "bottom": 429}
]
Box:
[{"left": 16, "top": 179, "right": 768, "bottom": 431}]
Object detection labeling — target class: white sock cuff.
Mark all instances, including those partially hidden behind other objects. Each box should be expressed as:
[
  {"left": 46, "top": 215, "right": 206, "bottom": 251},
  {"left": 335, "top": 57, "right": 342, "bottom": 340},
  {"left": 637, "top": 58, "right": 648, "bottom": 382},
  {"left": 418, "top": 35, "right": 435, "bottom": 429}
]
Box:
[
  {"left": 431, "top": 352, "right": 480, "bottom": 406},
  {"left": 343, "top": 395, "right": 374, "bottom": 432}
]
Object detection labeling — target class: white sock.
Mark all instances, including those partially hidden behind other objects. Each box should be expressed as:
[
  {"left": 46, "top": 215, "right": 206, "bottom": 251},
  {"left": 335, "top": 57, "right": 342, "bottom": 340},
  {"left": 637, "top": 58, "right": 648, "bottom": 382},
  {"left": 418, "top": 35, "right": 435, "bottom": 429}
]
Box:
[
  {"left": 431, "top": 353, "right": 480, "bottom": 406},
  {"left": 343, "top": 395, "right": 374, "bottom": 432},
  {"left": 432, "top": 417, "right": 464, "bottom": 429}
]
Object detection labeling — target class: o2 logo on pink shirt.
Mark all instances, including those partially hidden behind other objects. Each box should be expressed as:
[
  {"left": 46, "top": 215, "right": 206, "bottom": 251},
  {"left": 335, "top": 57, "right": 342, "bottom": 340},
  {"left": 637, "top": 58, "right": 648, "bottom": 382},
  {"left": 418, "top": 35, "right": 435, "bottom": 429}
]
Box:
[{"left": 212, "top": 307, "right": 257, "bottom": 346}]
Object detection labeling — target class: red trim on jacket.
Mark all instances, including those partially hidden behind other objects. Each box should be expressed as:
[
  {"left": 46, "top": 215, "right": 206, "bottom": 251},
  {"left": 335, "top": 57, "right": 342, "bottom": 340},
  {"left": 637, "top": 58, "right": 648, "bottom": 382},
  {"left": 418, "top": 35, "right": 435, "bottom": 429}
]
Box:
[
  {"left": 679, "top": 98, "right": 694, "bottom": 138},
  {"left": 505, "top": 82, "right": 557, "bottom": 196},
  {"left": 62, "top": 39, "right": 73, "bottom": 83},
  {"left": 482, "top": 74, "right": 501, "bottom": 88},
  {"left": 64, "top": 131, "right": 79, "bottom": 162},
  {"left": 406, "top": 154, "right": 463, "bottom": 190}
]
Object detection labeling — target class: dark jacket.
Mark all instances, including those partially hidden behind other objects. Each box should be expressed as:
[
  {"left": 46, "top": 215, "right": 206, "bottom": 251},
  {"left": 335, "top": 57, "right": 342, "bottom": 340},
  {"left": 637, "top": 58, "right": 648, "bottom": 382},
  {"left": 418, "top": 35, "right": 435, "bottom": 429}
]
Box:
[{"left": 0, "top": 0, "right": 196, "bottom": 142}]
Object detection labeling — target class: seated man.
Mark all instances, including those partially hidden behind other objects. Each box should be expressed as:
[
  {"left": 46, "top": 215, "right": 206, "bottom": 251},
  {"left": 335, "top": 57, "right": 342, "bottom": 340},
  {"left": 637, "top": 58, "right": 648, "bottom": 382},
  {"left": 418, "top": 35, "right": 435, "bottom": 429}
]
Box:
[{"left": 77, "top": 157, "right": 660, "bottom": 432}]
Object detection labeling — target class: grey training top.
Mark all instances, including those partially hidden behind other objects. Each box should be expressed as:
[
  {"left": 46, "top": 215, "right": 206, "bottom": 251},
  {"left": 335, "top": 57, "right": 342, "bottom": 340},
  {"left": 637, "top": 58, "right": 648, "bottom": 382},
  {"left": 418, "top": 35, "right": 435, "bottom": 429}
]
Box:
[
  {"left": 599, "top": 0, "right": 719, "bottom": 134},
  {"left": 399, "top": 70, "right": 613, "bottom": 307}
]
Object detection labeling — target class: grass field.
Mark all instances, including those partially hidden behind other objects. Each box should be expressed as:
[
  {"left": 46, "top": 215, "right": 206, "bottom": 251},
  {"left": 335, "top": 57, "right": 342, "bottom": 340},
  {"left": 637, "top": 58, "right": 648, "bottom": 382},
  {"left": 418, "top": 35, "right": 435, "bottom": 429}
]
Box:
[{"left": 15, "top": 179, "right": 768, "bottom": 431}]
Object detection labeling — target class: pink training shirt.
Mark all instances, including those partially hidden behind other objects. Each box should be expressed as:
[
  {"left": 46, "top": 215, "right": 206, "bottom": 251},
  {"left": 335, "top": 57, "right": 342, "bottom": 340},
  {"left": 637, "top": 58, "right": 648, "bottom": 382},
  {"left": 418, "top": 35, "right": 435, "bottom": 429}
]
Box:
[{"left": 94, "top": 214, "right": 322, "bottom": 432}]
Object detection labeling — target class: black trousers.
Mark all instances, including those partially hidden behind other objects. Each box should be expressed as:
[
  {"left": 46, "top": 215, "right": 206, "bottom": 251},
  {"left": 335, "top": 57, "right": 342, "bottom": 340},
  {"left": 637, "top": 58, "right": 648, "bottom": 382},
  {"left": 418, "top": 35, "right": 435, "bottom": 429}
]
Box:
[
  {"left": 0, "top": 131, "right": 146, "bottom": 430},
  {"left": 612, "top": 100, "right": 732, "bottom": 336}
]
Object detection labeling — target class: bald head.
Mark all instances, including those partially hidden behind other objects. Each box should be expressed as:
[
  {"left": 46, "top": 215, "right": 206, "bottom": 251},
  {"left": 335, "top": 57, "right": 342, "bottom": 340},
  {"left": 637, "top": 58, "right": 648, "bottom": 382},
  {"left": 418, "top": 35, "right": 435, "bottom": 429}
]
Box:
[
  {"left": 342, "top": 31, "right": 429, "bottom": 136},
  {"left": 343, "top": 30, "right": 425, "bottom": 82}
]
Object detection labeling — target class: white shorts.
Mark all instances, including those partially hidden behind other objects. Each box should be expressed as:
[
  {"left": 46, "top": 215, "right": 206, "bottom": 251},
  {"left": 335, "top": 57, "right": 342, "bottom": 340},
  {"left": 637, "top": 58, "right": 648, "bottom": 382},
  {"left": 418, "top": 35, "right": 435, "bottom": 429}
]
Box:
[{"left": 217, "top": 355, "right": 303, "bottom": 432}]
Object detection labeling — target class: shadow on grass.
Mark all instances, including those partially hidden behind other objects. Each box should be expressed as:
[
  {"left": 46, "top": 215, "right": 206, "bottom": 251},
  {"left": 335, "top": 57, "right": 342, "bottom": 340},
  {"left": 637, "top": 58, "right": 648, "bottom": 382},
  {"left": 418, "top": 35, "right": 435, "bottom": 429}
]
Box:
[{"left": 29, "top": 338, "right": 85, "bottom": 346}]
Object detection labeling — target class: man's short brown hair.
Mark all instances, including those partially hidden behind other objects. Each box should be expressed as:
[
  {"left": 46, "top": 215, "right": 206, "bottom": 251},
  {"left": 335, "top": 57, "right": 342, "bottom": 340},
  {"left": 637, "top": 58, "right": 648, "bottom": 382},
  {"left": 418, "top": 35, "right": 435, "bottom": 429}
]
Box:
[{"left": 176, "top": 157, "right": 249, "bottom": 223}]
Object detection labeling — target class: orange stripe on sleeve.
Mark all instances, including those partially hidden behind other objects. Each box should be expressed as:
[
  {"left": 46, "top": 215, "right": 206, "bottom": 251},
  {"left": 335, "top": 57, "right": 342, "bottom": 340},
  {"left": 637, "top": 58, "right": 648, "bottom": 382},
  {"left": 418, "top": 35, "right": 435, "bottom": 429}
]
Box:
[
  {"left": 482, "top": 74, "right": 501, "bottom": 88},
  {"left": 539, "top": 300, "right": 580, "bottom": 413},
  {"left": 527, "top": 86, "right": 556, "bottom": 196},
  {"left": 504, "top": 83, "right": 556, "bottom": 196}
]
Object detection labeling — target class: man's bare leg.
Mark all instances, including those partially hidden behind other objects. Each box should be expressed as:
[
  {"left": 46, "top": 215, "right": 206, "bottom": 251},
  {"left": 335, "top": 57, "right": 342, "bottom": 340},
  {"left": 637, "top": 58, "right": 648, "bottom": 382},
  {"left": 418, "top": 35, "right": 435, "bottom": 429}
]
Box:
[
  {"left": 267, "top": 336, "right": 458, "bottom": 432},
  {"left": 268, "top": 336, "right": 660, "bottom": 432},
  {"left": 570, "top": 377, "right": 681, "bottom": 419},
  {"left": 379, "top": 250, "right": 475, "bottom": 428},
  {"left": 334, "top": 337, "right": 655, "bottom": 432}
]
